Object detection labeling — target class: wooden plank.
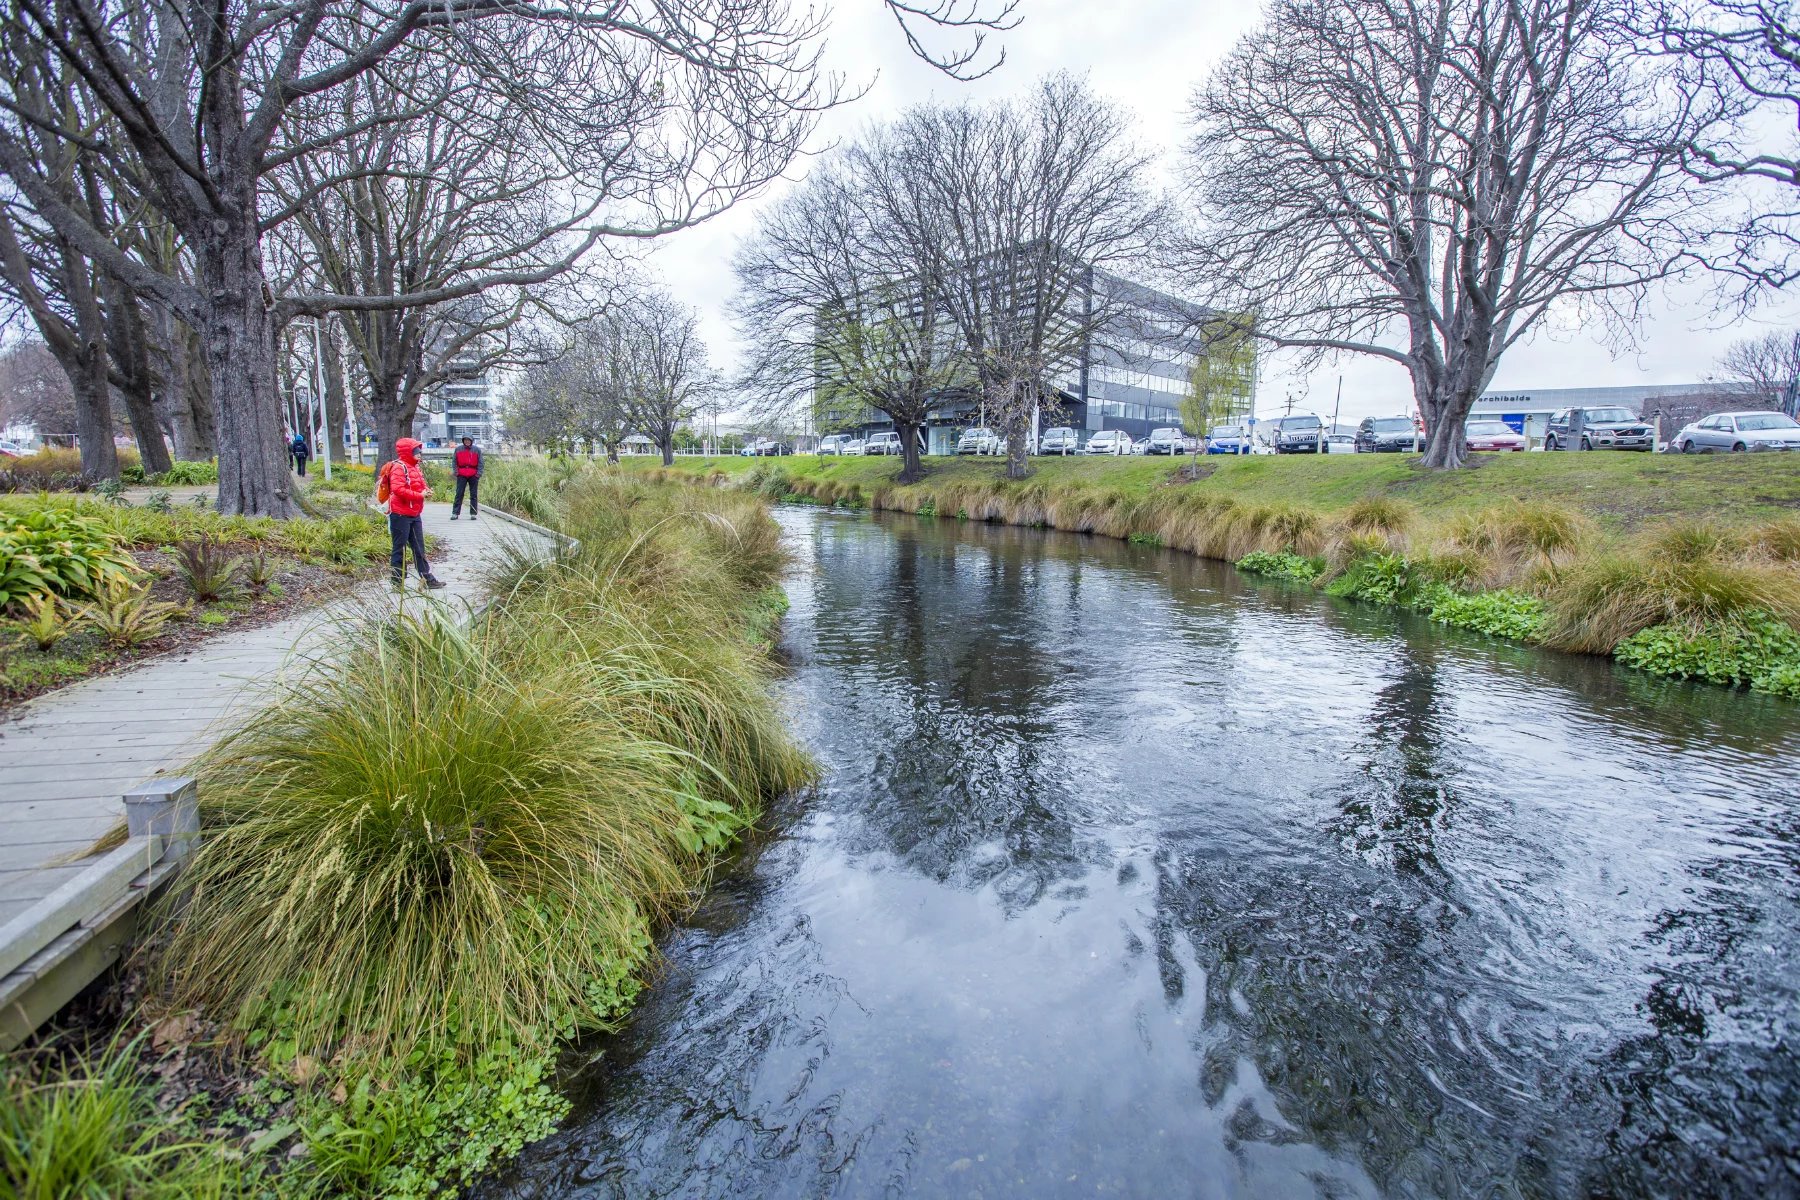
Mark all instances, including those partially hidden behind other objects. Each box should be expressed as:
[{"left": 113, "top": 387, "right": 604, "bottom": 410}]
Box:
[
  {"left": 0, "top": 837, "right": 162, "bottom": 979},
  {"left": 0, "top": 865, "right": 88, "bottom": 902}
]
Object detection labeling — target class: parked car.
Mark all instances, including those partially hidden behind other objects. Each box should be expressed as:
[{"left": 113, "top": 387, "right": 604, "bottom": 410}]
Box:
[
  {"left": 738, "top": 438, "right": 791, "bottom": 457},
  {"left": 1205, "top": 424, "right": 1247, "bottom": 454},
  {"left": 1082, "top": 429, "right": 1132, "bottom": 456},
  {"left": 842, "top": 437, "right": 867, "bottom": 455},
  {"left": 1543, "top": 406, "right": 1654, "bottom": 451},
  {"left": 0, "top": 441, "right": 22, "bottom": 459},
  {"left": 1040, "top": 426, "right": 1079, "bottom": 455},
  {"left": 1672, "top": 410, "right": 1800, "bottom": 453},
  {"left": 1144, "top": 427, "right": 1185, "bottom": 455},
  {"left": 1326, "top": 433, "right": 1357, "bottom": 454},
  {"left": 817, "top": 433, "right": 854, "bottom": 455},
  {"left": 864, "top": 431, "right": 903, "bottom": 455},
  {"left": 956, "top": 426, "right": 1001, "bottom": 455},
  {"left": 1463, "top": 419, "right": 1528, "bottom": 452},
  {"left": 1354, "top": 416, "right": 1418, "bottom": 453},
  {"left": 1273, "top": 414, "right": 1327, "bottom": 453},
  {"left": 1131, "top": 437, "right": 1150, "bottom": 455}
]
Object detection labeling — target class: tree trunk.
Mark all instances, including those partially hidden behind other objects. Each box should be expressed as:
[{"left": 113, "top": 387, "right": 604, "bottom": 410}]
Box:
[
  {"left": 372, "top": 381, "right": 411, "bottom": 469},
  {"left": 200, "top": 229, "right": 296, "bottom": 517},
  {"left": 1418, "top": 420, "right": 1469, "bottom": 469},
  {"left": 180, "top": 324, "right": 218, "bottom": 460},
  {"left": 151, "top": 306, "right": 204, "bottom": 461},
  {"left": 1003, "top": 391, "right": 1031, "bottom": 480},
  {"left": 897, "top": 417, "right": 924, "bottom": 483},
  {"left": 660, "top": 435, "right": 674, "bottom": 466},
  {"left": 321, "top": 318, "right": 348, "bottom": 464},
  {"left": 69, "top": 351, "right": 117, "bottom": 481},
  {"left": 105, "top": 280, "right": 172, "bottom": 475}
]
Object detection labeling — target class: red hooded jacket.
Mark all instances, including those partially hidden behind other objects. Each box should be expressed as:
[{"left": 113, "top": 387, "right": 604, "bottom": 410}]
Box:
[{"left": 380, "top": 438, "right": 430, "bottom": 517}]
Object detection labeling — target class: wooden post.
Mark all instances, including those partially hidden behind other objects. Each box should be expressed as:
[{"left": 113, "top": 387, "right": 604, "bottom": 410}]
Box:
[{"left": 123, "top": 777, "right": 199, "bottom": 862}]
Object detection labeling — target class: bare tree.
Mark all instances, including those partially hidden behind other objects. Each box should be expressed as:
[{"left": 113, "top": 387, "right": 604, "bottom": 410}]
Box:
[
  {"left": 1716, "top": 328, "right": 1800, "bottom": 405},
  {"left": 897, "top": 77, "right": 1164, "bottom": 478},
  {"left": 0, "top": 0, "right": 842, "bottom": 514},
  {"left": 0, "top": 335, "right": 80, "bottom": 437},
  {"left": 735, "top": 155, "right": 967, "bottom": 483},
  {"left": 1181, "top": 0, "right": 1723, "bottom": 468},
  {"left": 266, "top": 55, "right": 606, "bottom": 464},
  {"left": 1643, "top": 1, "right": 1799, "bottom": 282},
  {"left": 624, "top": 291, "right": 712, "bottom": 466}
]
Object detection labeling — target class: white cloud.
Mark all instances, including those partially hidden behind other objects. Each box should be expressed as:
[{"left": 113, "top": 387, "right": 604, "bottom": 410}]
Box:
[{"left": 646, "top": 0, "right": 1799, "bottom": 425}]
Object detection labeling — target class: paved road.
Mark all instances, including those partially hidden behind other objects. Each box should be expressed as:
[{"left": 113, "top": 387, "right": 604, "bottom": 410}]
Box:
[{"left": 0, "top": 505, "right": 546, "bottom": 926}]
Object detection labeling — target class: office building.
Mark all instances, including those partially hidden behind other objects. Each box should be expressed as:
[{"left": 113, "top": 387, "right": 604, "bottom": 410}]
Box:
[{"left": 820, "top": 266, "right": 1252, "bottom": 454}]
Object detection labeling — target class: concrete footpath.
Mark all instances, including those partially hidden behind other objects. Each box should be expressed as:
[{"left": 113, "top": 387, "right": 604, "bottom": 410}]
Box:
[{"left": 0, "top": 503, "right": 549, "bottom": 926}]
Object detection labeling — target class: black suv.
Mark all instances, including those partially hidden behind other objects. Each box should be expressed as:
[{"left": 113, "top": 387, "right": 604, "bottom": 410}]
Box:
[
  {"left": 1273, "top": 414, "right": 1327, "bottom": 453},
  {"left": 1355, "top": 416, "right": 1418, "bottom": 453},
  {"left": 1543, "top": 406, "right": 1654, "bottom": 452}
]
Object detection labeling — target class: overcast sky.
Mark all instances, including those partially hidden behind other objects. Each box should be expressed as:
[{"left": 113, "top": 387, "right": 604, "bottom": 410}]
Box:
[{"left": 644, "top": 0, "right": 1800, "bottom": 425}]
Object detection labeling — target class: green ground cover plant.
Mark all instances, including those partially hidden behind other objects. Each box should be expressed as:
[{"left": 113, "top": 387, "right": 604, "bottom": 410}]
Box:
[
  {"left": 1614, "top": 612, "right": 1800, "bottom": 698},
  {"left": 1235, "top": 550, "right": 1325, "bottom": 582}
]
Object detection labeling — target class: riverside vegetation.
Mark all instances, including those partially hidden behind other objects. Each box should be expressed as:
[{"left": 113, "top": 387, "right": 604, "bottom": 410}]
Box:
[
  {"left": 622, "top": 453, "right": 1800, "bottom": 701},
  {"left": 2, "top": 477, "right": 812, "bottom": 1197}
]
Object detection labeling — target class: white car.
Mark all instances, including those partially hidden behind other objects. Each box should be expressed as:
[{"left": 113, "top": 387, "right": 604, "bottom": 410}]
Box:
[
  {"left": 956, "top": 426, "right": 1002, "bottom": 455},
  {"left": 864, "top": 431, "right": 903, "bottom": 455},
  {"left": 817, "top": 433, "right": 854, "bottom": 455},
  {"left": 842, "top": 437, "right": 867, "bottom": 455},
  {"left": 1081, "top": 430, "right": 1132, "bottom": 455},
  {"left": 1672, "top": 411, "right": 1800, "bottom": 453}
]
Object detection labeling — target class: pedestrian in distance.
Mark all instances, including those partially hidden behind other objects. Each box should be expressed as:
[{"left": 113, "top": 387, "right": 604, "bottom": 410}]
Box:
[
  {"left": 377, "top": 437, "right": 446, "bottom": 591},
  {"left": 290, "top": 431, "right": 310, "bottom": 477},
  {"left": 450, "top": 435, "right": 481, "bottom": 520}
]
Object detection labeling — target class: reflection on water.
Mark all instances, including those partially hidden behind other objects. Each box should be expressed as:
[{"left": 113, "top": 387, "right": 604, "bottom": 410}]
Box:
[{"left": 480, "top": 508, "right": 1800, "bottom": 1199}]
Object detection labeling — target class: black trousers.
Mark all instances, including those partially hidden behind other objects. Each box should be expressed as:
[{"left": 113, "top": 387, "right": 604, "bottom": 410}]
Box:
[
  {"left": 388, "top": 513, "right": 431, "bottom": 582},
  {"left": 293, "top": 454, "right": 307, "bottom": 476},
  {"left": 452, "top": 475, "right": 478, "bottom": 515}
]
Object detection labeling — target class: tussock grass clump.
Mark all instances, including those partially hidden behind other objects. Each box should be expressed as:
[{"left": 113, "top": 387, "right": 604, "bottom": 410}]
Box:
[
  {"left": 154, "top": 481, "right": 813, "bottom": 1061},
  {"left": 1339, "top": 496, "right": 1417, "bottom": 539},
  {"left": 2, "top": 1036, "right": 254, "bottom": 1200},
  {"left": 1540, "top": 552, "right": 1800, "bottom": 654},
  {"left": 1748, "top": 516, "right": 1800, "bottom": 563},
  {"left": 1437, "top": 502, "right": 1589, "bottom": 585},
  {"left": 1641, "top": 519, "right": 1747, "bottom": 564}
]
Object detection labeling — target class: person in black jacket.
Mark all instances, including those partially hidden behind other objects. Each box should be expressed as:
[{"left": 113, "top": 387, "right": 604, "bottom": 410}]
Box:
[{"left": 290, "top": 432, "right": 311, "bottom": 477}]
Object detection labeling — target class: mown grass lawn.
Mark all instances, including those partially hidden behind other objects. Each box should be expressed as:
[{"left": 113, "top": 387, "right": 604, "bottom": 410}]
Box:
[{"left": 634, "top": 450, "right": 1800, "bottom": 532}]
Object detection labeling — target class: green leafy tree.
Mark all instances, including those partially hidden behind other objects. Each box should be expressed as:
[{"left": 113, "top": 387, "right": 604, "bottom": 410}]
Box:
[{"left": 1180, "top": 317, "right": 1256, "bottom": 451}]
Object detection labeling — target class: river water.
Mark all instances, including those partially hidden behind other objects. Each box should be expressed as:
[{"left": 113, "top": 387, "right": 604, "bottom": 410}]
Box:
[{"left": 483, "top": 506, "right": 1800, "bottom": 1199}]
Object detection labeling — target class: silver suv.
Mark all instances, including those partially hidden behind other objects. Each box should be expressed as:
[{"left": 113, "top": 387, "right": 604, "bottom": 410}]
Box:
[
  {"left": 864, "top": 432, "right": 902, "bottom": 455},
  {"left": 956, "top": 426, "right": 1001, "bottom": 455}
]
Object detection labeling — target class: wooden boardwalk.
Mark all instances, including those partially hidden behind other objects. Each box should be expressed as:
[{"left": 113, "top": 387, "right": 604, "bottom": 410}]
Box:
[{"left": 0, "top": 503, "right": 553, "bottom": 1042}]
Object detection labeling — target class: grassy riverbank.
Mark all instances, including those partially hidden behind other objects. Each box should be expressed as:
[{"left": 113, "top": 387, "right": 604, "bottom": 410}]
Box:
[
  {"left": 622, "top": 453, "right": 1800, "bottom": 699},
  {"left": 3, "top": 478, "right": 811, "bottom": 1197},
  {"left": 621, "top": 449, "right": 1800, "bottom": 532}
]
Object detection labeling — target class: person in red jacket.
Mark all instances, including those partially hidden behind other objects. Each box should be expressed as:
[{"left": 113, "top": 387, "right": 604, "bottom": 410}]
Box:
[
  {"left": 378, "top": 438, "right": 446, "bottom": 590},
  {"left": 450, "top": 435, "right": 481, "bottom": 520}
]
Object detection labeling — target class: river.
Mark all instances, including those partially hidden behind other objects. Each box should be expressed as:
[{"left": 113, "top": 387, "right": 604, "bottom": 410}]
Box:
[{"left": 481, "top": 505, "right": 1800, "bottom": 1199}]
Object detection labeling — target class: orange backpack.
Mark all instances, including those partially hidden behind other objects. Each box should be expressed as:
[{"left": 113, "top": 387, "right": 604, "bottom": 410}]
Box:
[{"left": 375, "top": 461, "right": 393, "bottom": 505}]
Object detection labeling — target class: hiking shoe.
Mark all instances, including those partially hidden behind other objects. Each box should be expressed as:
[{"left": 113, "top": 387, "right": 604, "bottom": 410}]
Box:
[
  {"left": 469, "top": 514, "right": 477, "bottom": 520},
  {"left": 424, "top": 577, "right": 448, "bottom": 590},
  {"left": 450, "top": 514, "right": 460, "bottom": 520}
]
